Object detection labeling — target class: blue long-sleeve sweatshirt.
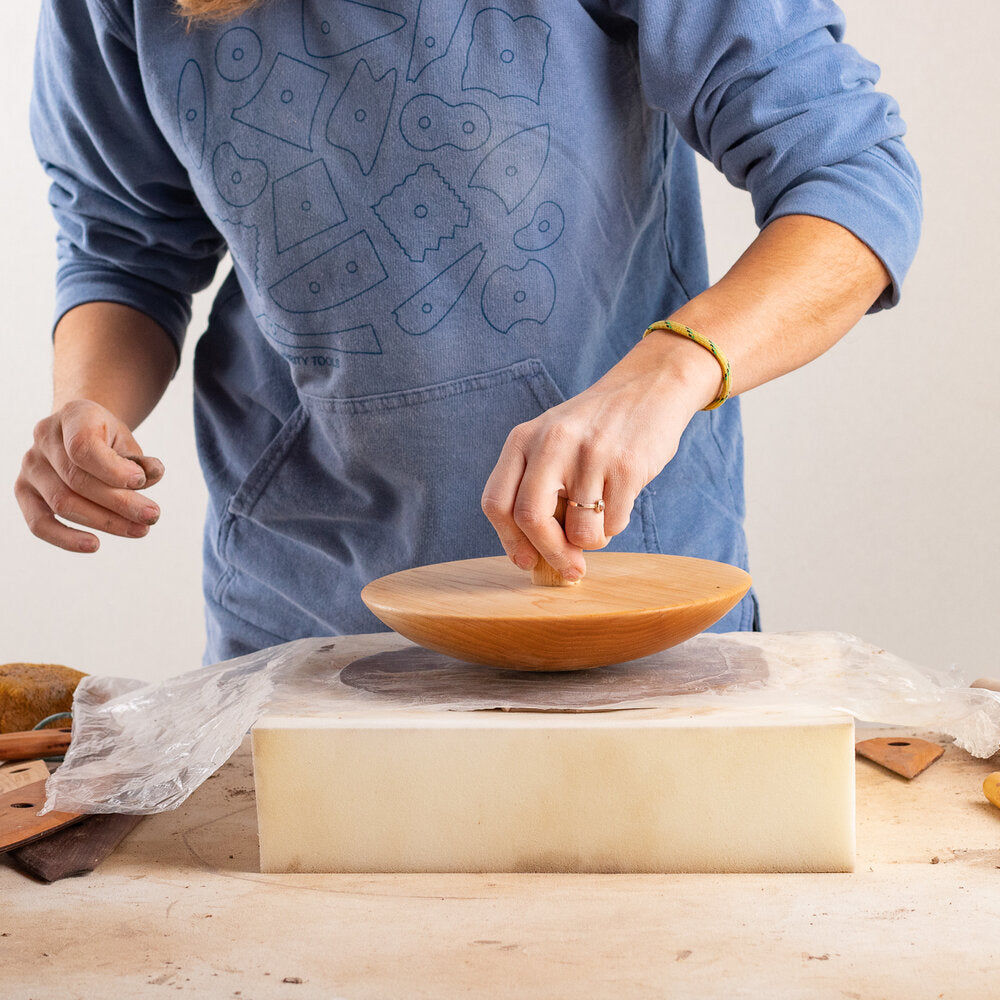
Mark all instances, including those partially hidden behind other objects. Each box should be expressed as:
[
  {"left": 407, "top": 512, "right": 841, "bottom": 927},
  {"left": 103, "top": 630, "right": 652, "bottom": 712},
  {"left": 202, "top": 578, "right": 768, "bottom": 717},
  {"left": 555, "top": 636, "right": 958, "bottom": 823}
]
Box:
[{"left": 31, "top": 0, "right": 922, "bottom": 662}]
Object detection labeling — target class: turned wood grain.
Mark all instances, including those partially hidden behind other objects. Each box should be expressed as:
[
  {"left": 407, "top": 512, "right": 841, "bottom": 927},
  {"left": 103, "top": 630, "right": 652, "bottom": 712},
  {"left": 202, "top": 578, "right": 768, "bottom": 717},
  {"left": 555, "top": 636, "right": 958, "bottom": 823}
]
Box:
[
  {"left": 361, "top": 553, "right": 751, "bottom": 670},
  {"left": 0, "top": 729, "right": 72, "bottom": 762}
]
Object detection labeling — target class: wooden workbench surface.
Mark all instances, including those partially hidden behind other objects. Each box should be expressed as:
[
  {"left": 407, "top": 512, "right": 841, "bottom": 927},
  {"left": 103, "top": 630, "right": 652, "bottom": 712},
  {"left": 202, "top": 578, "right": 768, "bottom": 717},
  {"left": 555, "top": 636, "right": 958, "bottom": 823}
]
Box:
[{"left": 3, "top": 727, "right": 999, "bottom": 1000}]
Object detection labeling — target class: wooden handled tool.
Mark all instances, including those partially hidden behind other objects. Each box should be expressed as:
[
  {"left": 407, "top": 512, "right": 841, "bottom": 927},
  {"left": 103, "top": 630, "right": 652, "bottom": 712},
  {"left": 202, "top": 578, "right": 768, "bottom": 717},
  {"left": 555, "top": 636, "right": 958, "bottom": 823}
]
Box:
[
  {"left": 361, "top": 491, "right": 751, "bottom": 670},
  {"left": 0, "top": 728, "right": 72, "bottom": 761},
  {"left": 530, "top": 494, "right": 577, "bottom": 588}
]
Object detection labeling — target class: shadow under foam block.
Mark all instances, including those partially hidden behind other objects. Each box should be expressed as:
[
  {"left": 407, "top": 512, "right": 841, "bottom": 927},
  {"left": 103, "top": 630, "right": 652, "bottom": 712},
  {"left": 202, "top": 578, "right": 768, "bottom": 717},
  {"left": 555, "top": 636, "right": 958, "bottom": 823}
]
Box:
[{"left": 252, "top": 707, "right": 855, "bottom": 874}]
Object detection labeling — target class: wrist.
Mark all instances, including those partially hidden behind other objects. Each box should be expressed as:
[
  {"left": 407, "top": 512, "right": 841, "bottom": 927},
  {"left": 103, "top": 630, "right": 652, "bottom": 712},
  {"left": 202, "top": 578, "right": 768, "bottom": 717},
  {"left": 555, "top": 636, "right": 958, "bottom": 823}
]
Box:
[
  {"left": 52, "top": 302, "right": 176, "bottom": 429},
  {"left": 636, "top": 321, "right": 728, "bottom": 413}
]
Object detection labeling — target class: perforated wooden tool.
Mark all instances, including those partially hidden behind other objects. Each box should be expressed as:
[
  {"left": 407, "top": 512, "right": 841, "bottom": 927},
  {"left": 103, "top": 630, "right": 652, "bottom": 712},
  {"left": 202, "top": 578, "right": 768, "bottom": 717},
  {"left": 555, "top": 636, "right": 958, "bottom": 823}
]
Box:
[
  {"left": 0, "top": 755, "right": 142, "bottom": 880},
  {"left": 361, "top": 551, "right": 751, "bottom": 671},
  {"left": 0, "top": 779, "right": 85, "bottom": 853},
  {"left": 854, "top": 736, "right": 944, "bottom": 779},
  {"left": 0, "top": 759, "right": 49, "bottom": 795}
]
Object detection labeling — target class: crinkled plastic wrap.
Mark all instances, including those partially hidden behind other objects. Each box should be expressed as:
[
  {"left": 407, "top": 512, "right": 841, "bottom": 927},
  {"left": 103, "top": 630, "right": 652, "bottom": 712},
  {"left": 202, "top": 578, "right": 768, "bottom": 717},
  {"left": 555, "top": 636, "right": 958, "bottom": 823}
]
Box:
[{"left": 42, "top": 631, "right": 1000, "bottom": 815}]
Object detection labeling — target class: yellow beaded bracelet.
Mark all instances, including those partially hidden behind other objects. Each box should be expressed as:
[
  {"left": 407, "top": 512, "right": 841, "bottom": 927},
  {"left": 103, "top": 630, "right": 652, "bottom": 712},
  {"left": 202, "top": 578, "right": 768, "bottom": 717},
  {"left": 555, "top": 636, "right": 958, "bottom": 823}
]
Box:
[{"left": 642, "top": 319, "right": 731, "bottom": 410}]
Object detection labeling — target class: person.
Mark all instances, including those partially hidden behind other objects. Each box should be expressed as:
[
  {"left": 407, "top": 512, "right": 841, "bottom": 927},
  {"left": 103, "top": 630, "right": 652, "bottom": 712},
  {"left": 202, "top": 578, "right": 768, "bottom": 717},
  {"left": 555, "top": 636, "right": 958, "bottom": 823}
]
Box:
[{"left": 15, "top": 0, "right": 921, "bottom": 663}]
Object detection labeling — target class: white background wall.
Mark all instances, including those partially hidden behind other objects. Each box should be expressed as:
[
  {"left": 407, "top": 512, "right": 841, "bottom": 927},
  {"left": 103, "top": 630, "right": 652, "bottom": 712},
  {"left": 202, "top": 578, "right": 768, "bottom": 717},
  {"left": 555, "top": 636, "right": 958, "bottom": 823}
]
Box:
[{"left": 1, "top": 1, "right": 996, "bottom": 683}]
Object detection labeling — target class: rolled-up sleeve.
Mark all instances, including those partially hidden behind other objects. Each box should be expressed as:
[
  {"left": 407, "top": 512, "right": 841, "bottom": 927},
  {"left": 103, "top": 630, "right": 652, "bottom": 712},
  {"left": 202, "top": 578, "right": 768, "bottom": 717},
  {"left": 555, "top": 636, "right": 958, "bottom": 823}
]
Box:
[
  {"left": 31, "top": 0, "right": 225, "bottom": 352},
  {"left": 615, "top": 0, "right": 922, "bottom": 309}
]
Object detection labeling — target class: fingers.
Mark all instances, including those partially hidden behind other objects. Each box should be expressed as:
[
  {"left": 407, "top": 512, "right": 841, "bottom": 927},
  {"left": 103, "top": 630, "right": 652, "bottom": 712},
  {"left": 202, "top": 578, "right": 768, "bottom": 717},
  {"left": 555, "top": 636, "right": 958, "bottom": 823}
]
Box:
[
  {"left": 485, "top": 347, "right": 697, "bottom": 577},
  {"left": 564, "top": 465, "right": 635, "bottom": 549},
  {"left": 562, "top": 466, "right": 608, "bottom": 551},
  {"left": 563, "top": 497, "right": 605, "bottom": 551},
  {"left": 15, "top": 475, "right": 150, "bottom": 552},
  {"left": 483, "top": 405, "right": 657, "bottom": 582},
  {"left": 482, "top": 424, "right": 585, "bottom": 579},
  {"left": 122, "top": 453, "right": 165, "bottom": 489},
  {"left": 483, "top": 423, "right": 612, "bottom": 583},
  {"left": 15, "top": 478, "right": 101, "bottom": 553},
  {"left": 59, "top": 402, "right": 149, "bottom": 489},
  {"left": 481, "top": 437, "right": 538, "bottom": 571},
  {"left": 515, "top": 459, "right": 586, "bottom": 582},
  {"left": 15, "top": 401, "right": 164, "bottom": 553}
]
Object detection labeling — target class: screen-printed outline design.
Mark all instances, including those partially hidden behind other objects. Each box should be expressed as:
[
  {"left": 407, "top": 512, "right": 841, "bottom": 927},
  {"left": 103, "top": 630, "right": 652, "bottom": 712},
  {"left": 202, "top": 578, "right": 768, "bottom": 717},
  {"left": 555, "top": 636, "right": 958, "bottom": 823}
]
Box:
[
  {"left": 257, "top": 311, "right": 383, "bottom": 355},
  {"left": 392, "top": 243, "right": 485, "bottom": 335},
  {"left": 406, "top": 0, "right": 470, "bottom": 82},
  {"left": 177, "top": 59, "right": 207, "bottom": 168},
  {"left": 469, "top": 125, "right": 550, "bottom": 214},
  {"left": 513, "top": 201, "right": 564, "bottom": 251},
  {"left": 268, "top": 230, "right": 389, "bottom": 313},
  {"left": 215, "top": 27, "right": 263, "bottom": 82},
  {"left": 272, "top": 159, "right": 348, "bottom": 253},
  {"left": 232, "top": 54, "right": 329, "bottom": 151},
  {"left": 326, "top": 59, "right": 397, "bottom": 176},
  {"left": 302, "top": 0, "right": 407, "bottom": 59},
  {"left": 399, "top": 94, "right": 490, "bottom": 152},
  {"left": 481, "top": 259, "right": 555, "bottom": 333},
  {"left": 372, "top": 163, "right": 471, "bottom": 263},
  {"left": 461, "top": 8, "right": 551, "bottom": 105},
  {"left": 212, "top": 142, "right": 269, "bottom": 207}
]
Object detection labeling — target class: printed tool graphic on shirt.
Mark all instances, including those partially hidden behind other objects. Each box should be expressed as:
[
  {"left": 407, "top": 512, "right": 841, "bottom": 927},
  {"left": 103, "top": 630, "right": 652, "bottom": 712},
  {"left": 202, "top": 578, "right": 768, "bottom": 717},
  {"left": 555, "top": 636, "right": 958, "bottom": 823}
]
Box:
[{"left": 173, "top": 0, "right": 561, "bottom": 364}]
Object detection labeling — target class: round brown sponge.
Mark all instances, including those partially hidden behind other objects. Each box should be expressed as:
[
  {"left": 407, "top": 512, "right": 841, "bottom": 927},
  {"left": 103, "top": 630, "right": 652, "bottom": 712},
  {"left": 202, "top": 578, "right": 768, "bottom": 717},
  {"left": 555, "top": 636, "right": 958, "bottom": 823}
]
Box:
[{"left": 0, "top": 662, "right": 87, "bottom": 733}]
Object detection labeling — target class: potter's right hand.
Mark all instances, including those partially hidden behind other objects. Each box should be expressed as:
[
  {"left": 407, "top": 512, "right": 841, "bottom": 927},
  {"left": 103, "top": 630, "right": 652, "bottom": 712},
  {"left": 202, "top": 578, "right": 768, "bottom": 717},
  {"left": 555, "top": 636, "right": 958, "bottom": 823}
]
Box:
[{"left": 14, "top": 399, "right": 164, "bottom": 552}]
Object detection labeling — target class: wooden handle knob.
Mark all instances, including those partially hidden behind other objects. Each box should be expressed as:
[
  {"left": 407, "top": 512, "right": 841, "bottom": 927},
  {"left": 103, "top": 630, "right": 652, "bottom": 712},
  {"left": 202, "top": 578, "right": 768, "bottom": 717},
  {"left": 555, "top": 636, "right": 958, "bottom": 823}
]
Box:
[{"left": 531, "top": 495, "right": 580, "bottom": 587}]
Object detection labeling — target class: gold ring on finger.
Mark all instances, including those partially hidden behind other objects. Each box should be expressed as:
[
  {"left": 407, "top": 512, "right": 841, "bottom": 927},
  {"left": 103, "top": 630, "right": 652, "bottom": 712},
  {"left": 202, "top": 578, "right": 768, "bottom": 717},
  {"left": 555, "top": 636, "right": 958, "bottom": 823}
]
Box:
[{"left": 566, "top": 498, "right": 605, "bottom": 513}]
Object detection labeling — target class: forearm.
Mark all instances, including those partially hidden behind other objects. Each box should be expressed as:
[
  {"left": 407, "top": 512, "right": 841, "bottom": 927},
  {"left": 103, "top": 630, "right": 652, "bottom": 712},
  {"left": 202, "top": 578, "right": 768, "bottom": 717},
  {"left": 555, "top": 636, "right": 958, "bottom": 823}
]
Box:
[
  {"left": 482, "top": 214, "right": 893, "bottom": 578},
  {"left": 53, "top": 301, "right": 178, "bottom": 427},
  {"left": 636, "top": 214, "right": 892, "bottom": 408}
]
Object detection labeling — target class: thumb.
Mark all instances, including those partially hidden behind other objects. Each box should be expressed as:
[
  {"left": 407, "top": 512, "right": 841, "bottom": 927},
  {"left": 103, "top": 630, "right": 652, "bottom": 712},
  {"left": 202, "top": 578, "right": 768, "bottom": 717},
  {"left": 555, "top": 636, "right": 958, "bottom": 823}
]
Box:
[
  {"left": 120, "top": 452, "right": 165, "bottom": 489},
  {"left": 60, "top": 403, "right": 148, "bottom": 489}
]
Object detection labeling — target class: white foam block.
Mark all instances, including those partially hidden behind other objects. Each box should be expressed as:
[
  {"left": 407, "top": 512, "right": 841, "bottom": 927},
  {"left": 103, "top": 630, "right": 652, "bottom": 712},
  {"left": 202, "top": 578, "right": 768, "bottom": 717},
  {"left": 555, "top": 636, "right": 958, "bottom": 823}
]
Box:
[{"left": 252, "top": 707, "right": 855, "bottom": 874}]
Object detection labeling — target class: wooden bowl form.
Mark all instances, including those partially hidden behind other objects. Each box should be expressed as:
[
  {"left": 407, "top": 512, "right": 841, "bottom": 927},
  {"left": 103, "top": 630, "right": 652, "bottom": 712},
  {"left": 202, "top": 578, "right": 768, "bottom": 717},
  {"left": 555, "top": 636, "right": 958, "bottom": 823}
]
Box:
[{"left": 360, "top": 553, "right": 752, "bottom": 671}]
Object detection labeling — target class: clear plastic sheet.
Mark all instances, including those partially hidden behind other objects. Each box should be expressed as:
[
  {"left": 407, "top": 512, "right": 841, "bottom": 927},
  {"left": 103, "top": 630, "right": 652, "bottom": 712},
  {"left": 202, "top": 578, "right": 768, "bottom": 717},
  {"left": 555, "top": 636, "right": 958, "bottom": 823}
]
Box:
[{"left": 41, "top": 631, "right": 1000, "bottom": 815}]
